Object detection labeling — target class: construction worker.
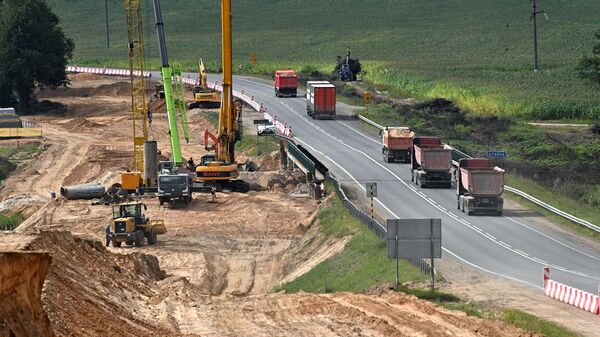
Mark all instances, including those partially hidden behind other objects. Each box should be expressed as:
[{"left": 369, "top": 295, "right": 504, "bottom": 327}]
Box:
[
  {"left": 187, "top": 157, "right": 195, "bottom": 171},
  {"left": 210, "top": 185, "right": 217, "bottom": 203},
  {"left": 105, "top": 224, "right": 111, "bottom": 247}
]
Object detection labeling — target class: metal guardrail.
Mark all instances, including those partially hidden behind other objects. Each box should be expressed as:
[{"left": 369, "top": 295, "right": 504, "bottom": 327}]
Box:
[
  {"left": 284, "top": 134, "right": 434, "bottom": 276},
  {"left": 357, "top": 114, "right": 385, "bottom": 130},
  {"left": 327, "top": 173, "right": 434, "bottom": 276},
  {"left": 357, "top": 114, "right": 600, "bottom": 233},
  {"left": 505, "top": 186, "right": 600, "bottom": 233},
  {"left": 287, "top": 140, "right": 316, "bottom": 176}
]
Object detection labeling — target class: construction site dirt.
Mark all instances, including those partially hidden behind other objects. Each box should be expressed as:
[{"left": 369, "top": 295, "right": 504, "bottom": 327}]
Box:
[{"left": 0, "top": 75, "right": 544, "bottom": 336}]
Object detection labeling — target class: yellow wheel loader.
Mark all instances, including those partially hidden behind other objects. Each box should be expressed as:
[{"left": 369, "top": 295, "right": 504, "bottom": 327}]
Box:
[{"left": 108, "top": 201, "right": 166, "bottom": 248}]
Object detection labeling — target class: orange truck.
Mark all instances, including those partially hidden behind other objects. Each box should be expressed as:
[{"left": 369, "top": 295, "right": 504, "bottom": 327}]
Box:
[
  {"left": 274, "top": 70, "right": 298, "bottom": 97},
  {"left": 381, "top": 127, "right": 414, "bottom": 163}
]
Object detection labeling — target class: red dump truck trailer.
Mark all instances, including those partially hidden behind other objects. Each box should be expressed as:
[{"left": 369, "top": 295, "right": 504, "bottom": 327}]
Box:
[
  {"left": 306, "top": 82, "right": 336, "bottom": 119},
  {"left": 274, "top": 70, "right": 298, "bottom": 97},
  {"left": 410, "top": 137, "right": 452, "bottom": 188},
  {"left": 457, "top": 158, "right": 505, "bottom": 216},
  {"left": 382, "top": 127, "right": 414, "bottom": 163}
]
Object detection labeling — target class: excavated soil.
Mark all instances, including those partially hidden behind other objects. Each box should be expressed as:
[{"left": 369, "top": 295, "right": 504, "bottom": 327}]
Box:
[{"left": 0, "top": 75, "right": 540, "bottom": 336}]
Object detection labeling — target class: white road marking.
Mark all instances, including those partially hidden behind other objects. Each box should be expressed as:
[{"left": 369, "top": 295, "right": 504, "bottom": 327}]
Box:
[
  {"left": 443, "top": 248, "right": 542, "bottom": 289},
  {"left": 505, "top": 216, "right": 600, "bottom": 262}
]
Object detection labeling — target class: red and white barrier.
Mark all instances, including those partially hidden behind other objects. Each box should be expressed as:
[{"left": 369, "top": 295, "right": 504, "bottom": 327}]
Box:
[
  {"left": 66, "top": 66, "right": 151, "bottom": 78},
  {"left": 543, "top": 267, "right": 600, "bottom": 315}
]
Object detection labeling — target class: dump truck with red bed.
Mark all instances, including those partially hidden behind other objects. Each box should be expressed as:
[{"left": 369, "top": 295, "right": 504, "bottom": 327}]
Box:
[
  {"left": 410, "top": 137, "right": 452, "bottom": 188},
  {"left": 274, "top": 70, "right": 298, "bottom": 97},
  {"left": 456, "top": 158, "right": 505, "bottom": 216}
]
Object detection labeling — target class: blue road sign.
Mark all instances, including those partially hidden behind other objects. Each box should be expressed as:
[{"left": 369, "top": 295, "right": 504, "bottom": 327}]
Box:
[{"left": 487, "top": 151, "right": 507, "bottom": 158}]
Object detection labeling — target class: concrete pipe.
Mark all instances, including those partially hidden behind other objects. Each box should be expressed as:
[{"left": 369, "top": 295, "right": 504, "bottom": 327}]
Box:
[{"left": 60, "top": 183, "right": 105, "bottom": 200}]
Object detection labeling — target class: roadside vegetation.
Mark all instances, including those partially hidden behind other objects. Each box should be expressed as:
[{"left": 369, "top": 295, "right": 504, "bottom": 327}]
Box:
[
  {"left": 0, "top": 143, "right": 43, "bottom": 182},
  {"left": 199, "top": 110, "right": 279, "bottom": 156},
  {"left": 502, "top": 309, "right": 581, "bottom": 337},
  {"left": 235, "top": 134, "right": 279, "bottom": 157},
  {"left": 0, "top": 144, "right": 40, "bottom": 231},
  {"left": 0, "top": 213, "right": 24, "bottom": 231},
  {"left": 47, "top": 0, "right": 600, "bottom": 121},
  {"left": 275, "top": 192, "right": 429, "bottom": 293}
]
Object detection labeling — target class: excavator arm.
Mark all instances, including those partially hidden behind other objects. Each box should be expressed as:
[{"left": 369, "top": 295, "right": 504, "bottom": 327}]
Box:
[{"left": 199, "top": 58, "right": 208, "bottom": 89}]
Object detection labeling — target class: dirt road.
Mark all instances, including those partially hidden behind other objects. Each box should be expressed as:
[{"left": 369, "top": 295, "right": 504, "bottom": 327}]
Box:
[{"left": 0, "top": 75, "right": 542, "bottom": 336}]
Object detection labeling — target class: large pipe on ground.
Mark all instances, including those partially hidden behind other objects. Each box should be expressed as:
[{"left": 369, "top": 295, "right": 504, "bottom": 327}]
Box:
[{"left": 60, "top": 183, "right": 105, "bottom": 200}]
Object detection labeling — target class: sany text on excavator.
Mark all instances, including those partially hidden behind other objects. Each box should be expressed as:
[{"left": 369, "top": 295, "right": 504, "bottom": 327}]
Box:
[{"left": 195, "top": 0, "right": 248, "bottom": 193}]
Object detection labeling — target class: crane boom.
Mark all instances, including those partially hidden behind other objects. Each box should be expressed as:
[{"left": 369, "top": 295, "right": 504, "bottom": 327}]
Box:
[
  {"left": 194, "top": 0, "right": 248, "bottom": 193},
  {"left": 125, "top": 0, "right": 148, "bottom": 174},
  {"left": 172, "top": 63, "right": 190, "bottom": 143},
  {"left": 152, "top": 0, "right": 183, "bottom": 166},
  {"left": 218, "top": 0, "right": 236, "bottom": 163}
]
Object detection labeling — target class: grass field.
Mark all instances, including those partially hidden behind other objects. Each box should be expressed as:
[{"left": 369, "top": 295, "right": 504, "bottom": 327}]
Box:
[{"left": 47, "top": 0, "right": 600, "bottom": 120}]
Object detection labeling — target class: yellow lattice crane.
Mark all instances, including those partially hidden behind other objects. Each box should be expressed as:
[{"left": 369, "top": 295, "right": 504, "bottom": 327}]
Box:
[{"left": 122, "top": 0, "right": 150, "bottom": 191}]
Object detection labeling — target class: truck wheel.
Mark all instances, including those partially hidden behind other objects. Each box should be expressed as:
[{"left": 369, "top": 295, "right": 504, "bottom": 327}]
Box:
[
  {"left": 134, "top": 230, "right": 145, "bottom": 247},
  {"left": 111, "top": 239, "right": 122, "bottom": 248},
  {"left": 496, "top": 211, "right": 503, "bottom": 216},
  {"left": 125, "top": 240, "right": 134, "bottom": 246},
  {"left": 159, "top": 197, "right": 164, "bottom": 206},
  {"left": 147, "top": 227, "right": 157, "bottom": 245}
]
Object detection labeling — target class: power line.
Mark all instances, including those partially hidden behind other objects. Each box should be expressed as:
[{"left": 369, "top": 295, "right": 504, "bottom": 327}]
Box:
[{"left": 531, "top": 0, "right": 549, "bottom": 72}]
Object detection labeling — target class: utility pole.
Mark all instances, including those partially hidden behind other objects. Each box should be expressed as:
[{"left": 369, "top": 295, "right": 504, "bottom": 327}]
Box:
[
  {"left": 531, "top": 0, "right": 548, "bottom": 72},
  {"left": 104, "top": 0, "right": 110, "bottom": 48}
]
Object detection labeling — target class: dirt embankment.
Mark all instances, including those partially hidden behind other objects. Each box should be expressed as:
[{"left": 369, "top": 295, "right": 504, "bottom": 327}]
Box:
[{"left": 0, "top": 250, "right": 52, "bottom": 337}]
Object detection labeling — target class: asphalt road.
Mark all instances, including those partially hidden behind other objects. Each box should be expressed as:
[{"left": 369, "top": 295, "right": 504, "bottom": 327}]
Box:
[{"left": 182, "top": 72, "right": 600, "bottom": 293}]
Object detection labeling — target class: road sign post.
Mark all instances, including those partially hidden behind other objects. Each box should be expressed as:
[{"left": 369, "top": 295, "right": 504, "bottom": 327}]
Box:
[
  {"left": 396, "top": 233, "right": 399, "bottom": 290},
  {"left": 363, "top": 92, "right": 372, "bottom": 105},
  {"left": 366, "top": 183, "right": 377, "bottom": 220},
  {"left": 387, "top": 219, "right": 442, "bottom": 292}
]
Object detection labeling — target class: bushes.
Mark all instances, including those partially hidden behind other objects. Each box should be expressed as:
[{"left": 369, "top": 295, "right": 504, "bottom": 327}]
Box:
[{"left": 0, "top": 213, "right": 24, "bottom": 231}]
